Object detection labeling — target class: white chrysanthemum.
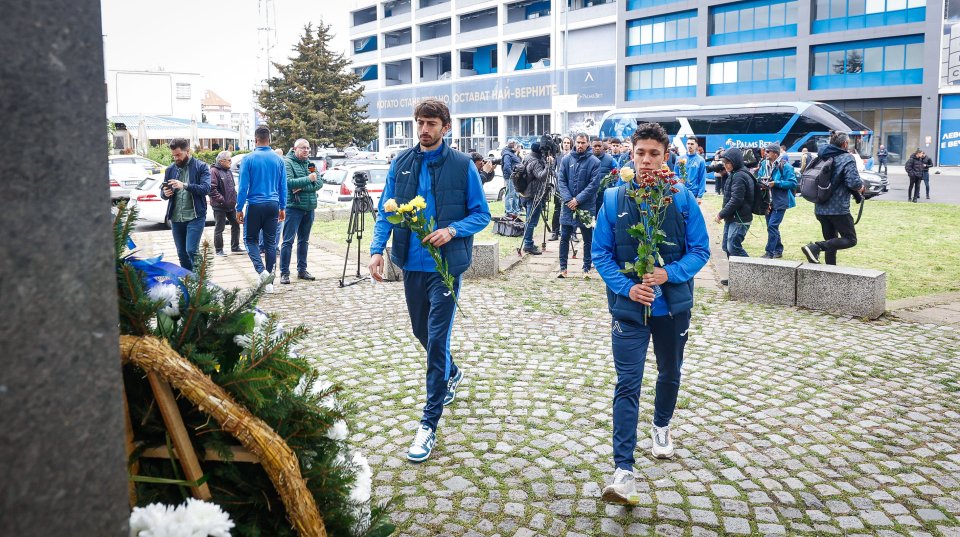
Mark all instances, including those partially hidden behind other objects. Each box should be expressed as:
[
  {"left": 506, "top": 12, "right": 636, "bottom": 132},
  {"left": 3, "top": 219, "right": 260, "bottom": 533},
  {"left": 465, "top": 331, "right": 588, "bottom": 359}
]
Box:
[
  {"left": 129, "top": 503, "right": 172, "bottom": 536},
  {"left": 147, "top": 283, "right": 180, "bottom": 317},
  {"left": 350, "top": 451, "right": 373, "bottom": 504},
  {"left": 327, "top": 420, "right": 349, "bottom": 441},
  {"left": 181, "top": 498, "right": 235, "bottom": 537}
]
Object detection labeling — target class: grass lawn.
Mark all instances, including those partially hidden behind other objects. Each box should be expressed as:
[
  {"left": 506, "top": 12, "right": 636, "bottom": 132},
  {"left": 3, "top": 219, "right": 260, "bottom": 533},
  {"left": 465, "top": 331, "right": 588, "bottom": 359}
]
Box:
[
  {"left": 701, "top": 195, "right": 960, "bottom": 300},
  {"left": 310, "top": 200, "right": 525, "bottom": 260}
]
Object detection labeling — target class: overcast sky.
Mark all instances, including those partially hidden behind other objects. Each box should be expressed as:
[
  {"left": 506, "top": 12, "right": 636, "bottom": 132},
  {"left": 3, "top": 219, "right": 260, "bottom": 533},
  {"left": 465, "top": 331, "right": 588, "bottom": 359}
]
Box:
[{"left": 100, "top": 0, "right": 354, "bottom": 118}]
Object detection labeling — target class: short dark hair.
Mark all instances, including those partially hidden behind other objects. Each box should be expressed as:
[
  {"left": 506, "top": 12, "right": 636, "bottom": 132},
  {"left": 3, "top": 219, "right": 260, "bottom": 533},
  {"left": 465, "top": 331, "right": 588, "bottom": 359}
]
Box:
[
  {"left": 414, "top": 99, "right": 451, "bottom": 126},
  {"left": 169, "top": 138, "right": 189, "bottom": 152},
  {"left": 255, "top": 126, "right": 271, "bottom": 143},
  {"left": 575, "top": 132, "right": 589, "bottom": 141},
  {"left": 631, "top": 123, "right": 670, "bottom": 151},
  {"left": 829, "top": 131, "right": 849, "bottom": 148},
  {"left": 609, "top": 137, "right": 622, "bottom": 144}
]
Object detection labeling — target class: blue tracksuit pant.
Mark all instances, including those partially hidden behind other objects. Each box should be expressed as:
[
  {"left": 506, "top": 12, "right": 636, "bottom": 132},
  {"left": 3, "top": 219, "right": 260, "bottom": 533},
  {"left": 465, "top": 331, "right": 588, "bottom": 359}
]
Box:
[
  {"left": 611, "top": 310, "right": 690, "bottom": 471},
  {"left": 403, "top": 270, "right": 461, "bottom": 431}
]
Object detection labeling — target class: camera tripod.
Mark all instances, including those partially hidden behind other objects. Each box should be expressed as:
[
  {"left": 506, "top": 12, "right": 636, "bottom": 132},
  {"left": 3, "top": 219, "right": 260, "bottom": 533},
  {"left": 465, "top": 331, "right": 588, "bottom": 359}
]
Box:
[{"left": 339, "top": 172, "right": 377, "bottom": 287}]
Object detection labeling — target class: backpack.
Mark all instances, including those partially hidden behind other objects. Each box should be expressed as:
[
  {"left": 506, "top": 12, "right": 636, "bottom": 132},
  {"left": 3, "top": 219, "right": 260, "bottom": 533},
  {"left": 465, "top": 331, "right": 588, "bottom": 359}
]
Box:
[
  {"left": 511, "top": 162, "right": 529, "bottom": 194},
  {"left": 747, "top": 169, "right": 770, "bottom": 216},
  {"left": 799, "top": 156, "right": 835, "bottom": 204}
]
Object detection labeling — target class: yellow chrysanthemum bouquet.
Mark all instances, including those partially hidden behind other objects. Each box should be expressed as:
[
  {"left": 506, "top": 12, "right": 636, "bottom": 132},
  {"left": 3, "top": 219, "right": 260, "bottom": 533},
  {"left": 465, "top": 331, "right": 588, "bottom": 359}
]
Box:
[{"left": 383, "top": 196, "right": 463, "bottom": 315}]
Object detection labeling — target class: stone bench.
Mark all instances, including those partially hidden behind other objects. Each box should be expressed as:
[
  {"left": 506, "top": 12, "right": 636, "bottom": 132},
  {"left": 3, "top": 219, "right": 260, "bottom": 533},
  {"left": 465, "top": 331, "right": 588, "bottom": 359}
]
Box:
[
  {"left": 797, "top": 264, "right": 886, "bottom": 319},
  {"left": 728, "top": 257, "right": 802, "bottom": 306},
  {"left": 383, "top": 241, "right": 500, "bottom": 281}
]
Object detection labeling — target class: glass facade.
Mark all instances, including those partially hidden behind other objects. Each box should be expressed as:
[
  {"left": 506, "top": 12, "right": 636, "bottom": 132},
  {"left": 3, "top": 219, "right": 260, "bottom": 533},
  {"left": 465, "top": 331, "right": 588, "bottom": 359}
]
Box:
[
  {"left": 708, "top": 49, "right": 796, "bottom": 95},
  {"left": 710, "top": 0, "right": 798, "bottom": 46},
  {"left": 626, "top": 60, "right": 698, "bottom": 101},
  {"left": 813, "top": 0, "right": 925, "bottom": 33},
  {"left": 627, "top": 10, "right": 697, "bottom": 56},
  {"left": 457, "top": 116, "right": 499, "bottom": 154},
  {"left": 385, "top": 120, "right": 415, "bottom": 147},
  {"left": 828, "top": 99, "right": 921, "bottom": 163},
  {"left": 506, "top": 114, "right": 551, "bottom": 147},
  {"left": 810, "top": 35, "right": 923, "bottom": 89},
  {"left": 627, "top": 0, "right": 684, "bottom": 10}
]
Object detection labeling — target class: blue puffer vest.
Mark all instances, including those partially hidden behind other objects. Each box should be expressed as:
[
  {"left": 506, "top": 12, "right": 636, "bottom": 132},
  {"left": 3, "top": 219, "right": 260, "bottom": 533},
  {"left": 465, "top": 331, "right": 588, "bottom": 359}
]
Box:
[
  {"left": 389, "top": 144, "right": 474, "bottom": 276},
  {"left": 607, "top": 184, "right": 694, "bottom": 322}
]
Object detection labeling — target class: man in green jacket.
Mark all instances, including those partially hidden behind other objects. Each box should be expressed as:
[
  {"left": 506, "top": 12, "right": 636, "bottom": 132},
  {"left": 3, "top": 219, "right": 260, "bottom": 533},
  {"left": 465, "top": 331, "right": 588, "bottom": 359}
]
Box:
[{"left": 280, "top": 138, "right": 320, "bottom": 284}]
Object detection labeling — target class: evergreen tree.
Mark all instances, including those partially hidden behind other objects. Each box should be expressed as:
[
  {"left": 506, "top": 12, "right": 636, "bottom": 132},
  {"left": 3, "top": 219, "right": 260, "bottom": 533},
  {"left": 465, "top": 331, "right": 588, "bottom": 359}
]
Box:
[{"left": 258, "top": 23, "right": 378, "bottom": 151}]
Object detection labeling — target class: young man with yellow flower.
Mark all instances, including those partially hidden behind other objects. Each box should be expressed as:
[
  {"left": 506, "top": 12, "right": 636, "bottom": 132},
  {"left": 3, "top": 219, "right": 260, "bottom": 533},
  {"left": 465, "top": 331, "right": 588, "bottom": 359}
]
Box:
[{"left": 368, "top": 99, "right": 491, "bottom": 463}]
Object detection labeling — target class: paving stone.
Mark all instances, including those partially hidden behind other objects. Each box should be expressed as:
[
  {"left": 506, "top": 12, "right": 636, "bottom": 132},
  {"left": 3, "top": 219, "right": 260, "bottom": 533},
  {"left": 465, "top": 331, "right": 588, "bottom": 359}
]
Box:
[
  {"left": 690, "top": 509, "right": 719, "bottom": 526},
  {"left": 917, "top": 508, "right": 948, "bottom": 522},
  {"left": 722, "top": 517, "right": 752, "bottom": 535}
]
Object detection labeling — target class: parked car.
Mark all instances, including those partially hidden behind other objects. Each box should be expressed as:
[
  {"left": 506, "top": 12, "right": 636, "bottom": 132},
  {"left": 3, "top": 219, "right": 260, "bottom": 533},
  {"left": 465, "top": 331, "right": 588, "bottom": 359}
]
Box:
[
  {"left": 317, "top": 163, "right": 390, "bottom": 205},
  {"left": 313, "top": 150, "right": 349, "bottom": 171},
  {"left": 127, "top": 173, "right": 215, "bottom": 227},
  {"left": 110, "top": 161, "right": 150, "bottom": 204},
  {"left": 109, "top": 154, "right": 164, "bottom": 175},
  {"left": 482, "top": 169, "right": 507, "bottom": 202}
]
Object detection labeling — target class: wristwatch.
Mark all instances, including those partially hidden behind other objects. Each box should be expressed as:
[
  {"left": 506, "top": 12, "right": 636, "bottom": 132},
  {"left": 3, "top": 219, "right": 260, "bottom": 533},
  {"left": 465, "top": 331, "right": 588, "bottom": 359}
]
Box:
[{"left": 446, "top": 226, "right": 457, "bottom": 237}]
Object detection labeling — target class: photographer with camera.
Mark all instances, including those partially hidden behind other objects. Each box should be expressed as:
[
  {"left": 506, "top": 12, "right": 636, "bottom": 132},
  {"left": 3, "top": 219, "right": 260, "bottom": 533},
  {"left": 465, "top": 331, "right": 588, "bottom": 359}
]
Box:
[
  {"left": 801, "top": 132, "right": 864, "bottom": 265},
  {"left": 757, "top": 143, "right": 797, "bottom": 259},
  {"left": 710, "top": 148, "right": 726, "bottom": 195},
  {"left": 501, "top": 141, "right": 523, "bottom": 219},
  {"left": 470, "top": 152, "right": 496, "bottom": 184},
  {"left": 517, "top": 142, "right": 552, "bottom": 255}
]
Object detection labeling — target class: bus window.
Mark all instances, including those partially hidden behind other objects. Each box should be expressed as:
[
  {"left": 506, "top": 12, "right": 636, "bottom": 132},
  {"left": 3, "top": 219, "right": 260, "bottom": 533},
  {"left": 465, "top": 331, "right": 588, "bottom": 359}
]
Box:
[
  {"left": 781, "top": 115, "right": 833, "bottom": 151},
  {"left": 747, "top": 113, "right": 796, "bottom": 135}
]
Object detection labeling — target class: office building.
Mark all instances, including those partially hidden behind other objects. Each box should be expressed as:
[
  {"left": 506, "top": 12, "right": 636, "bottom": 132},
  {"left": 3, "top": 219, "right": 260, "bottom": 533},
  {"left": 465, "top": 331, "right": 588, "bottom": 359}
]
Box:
[{"left": 350, "top": 0, "right": 953, "bottom": 164}]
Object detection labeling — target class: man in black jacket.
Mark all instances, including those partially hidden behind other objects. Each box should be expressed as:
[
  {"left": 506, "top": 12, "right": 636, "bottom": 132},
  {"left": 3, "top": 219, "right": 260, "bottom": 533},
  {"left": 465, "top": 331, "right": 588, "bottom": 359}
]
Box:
[
  {"left": 905, "top": 150, "right": 924, "bottom": 202},
  {"left": 209, "top": 151, "right": 241, "bottom": 256},
  {"left": 715, "top": 147, "right": 753, "bottom": 275},
  {"left": 518, "top": 143, "right": 551, "bottom": 255}
]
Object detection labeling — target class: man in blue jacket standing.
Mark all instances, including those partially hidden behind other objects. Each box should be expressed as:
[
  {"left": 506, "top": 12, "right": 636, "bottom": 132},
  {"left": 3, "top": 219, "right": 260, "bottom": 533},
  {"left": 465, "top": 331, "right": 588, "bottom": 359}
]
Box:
[
  {"left": 236, "top": 126, "right": 286, "bottom": 293},
  {"left": 592, "top": 123, "right": 710, "bottom": 505},
  {"left": 160, "top": 138, "right": 211, "bottom": 272},
  {"left": 557, "top": 133, "right": 602, "bottom": 278},
  {"left": 757, "top": 143, "right": 797, "bottom": 259},
  {"left": 675, "top": 136, "right": 706, "bottom": 205},
  {"left": 368, "top": 99, "right": 491, "bottom": 463}
]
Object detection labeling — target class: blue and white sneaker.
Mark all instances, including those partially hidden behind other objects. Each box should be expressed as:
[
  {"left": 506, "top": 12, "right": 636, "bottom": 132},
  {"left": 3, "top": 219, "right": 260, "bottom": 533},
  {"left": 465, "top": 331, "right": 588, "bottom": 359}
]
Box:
[
  {"left": 407, "top": 425, "right": 436, "bottom": 462},
  {"left": 443, "top": 368, "right": 464, "bottom": 406}
]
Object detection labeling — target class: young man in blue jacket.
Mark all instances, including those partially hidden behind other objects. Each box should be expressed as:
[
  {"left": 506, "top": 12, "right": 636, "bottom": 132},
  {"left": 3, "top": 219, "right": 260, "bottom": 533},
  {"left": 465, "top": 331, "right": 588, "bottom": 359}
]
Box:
[
  {"left": 236, "top": 126, "right": 286, "bottom": 292},
  {"left": 557, "top": 133, "right": 602, "bottom": 278},
  {"left": 675, "top": 136, "right": 706, "bottom": 204},
  {"left": 160, "top": 138, "right": 211, "bottom": 272},
  {"left": 757, "top": 143, "right": 797, "bottom": 259},
  {"left": 592, "top": 122, "right": 710, "bottom": 505},
  {"left": 368, "top": 99, "right": 491, "bottom": 463}
]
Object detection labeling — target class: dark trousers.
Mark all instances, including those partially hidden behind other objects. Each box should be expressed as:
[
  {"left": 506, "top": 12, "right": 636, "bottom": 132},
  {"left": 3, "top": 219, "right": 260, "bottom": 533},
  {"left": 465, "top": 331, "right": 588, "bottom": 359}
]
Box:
[
  {"left": 244, "top": 202, "right": 279, "bottom": 274},
  {"left": 877, "top": 160, "right": 887, "bottom": 175},
  {"left": 559, "top": 223, "right": 593, "bottom": 271},
  {"left": 610, "top": 311, "right": 690, "bottom": 471},
  {"left": 213, "top": 209, "right": 240, "bottom": 252},
  {"left": 521, "top": 197, "right": 544, "bottom": 249},
  {"left": 551, "top": 193, "right": 561, "bottom": 234},
  {"left": 280, "top": 207, "right": 314, "bottom": 275},
  {"left": 908, "top": 176, "right": 922, "bottom": 200},
  {"left": 923, "top": 172, "right": 930, "bottom": 198},
  {"left": 170, "top": 216, "right": 205, "bottom": 272},
  {"left": 815, "top": 213, "right": 857, "bottom": 265},
  {"left": 403, "top": 270, "right": 461, "bottom": 432}
]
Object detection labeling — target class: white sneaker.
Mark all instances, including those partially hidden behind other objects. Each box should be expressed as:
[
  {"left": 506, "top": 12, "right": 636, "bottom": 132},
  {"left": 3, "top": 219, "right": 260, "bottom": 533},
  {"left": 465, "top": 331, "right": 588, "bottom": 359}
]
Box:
[
  {"left": 651, "top": 424, "right": 675, "bottom": 459},
  {"left": 601, "top": 468, "right": 640, "bottom": 505},
  {"left": 258, "top": 270, "right": 272, "bottom": 283},
  {"left": 265, "top": 283, "right": 275, "bottom": 294},
  {"left": 407, "top": 424, "right": 436, "bottom": 462}
]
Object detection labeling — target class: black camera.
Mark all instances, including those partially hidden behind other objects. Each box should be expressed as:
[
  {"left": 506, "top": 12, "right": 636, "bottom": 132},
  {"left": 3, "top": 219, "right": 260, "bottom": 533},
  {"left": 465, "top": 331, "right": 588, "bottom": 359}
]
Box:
[
  {"left": 707, "top": 160, "right": 725, "bottom": 173},
  {"left": 485, "top": 157, "right": 502, "bottom": 166},
  {"left": 353, "top": 170, "right": 369, "bottom": 190},
  {"left": 539, "top": 133, "right": 562, "bottom": 157}
]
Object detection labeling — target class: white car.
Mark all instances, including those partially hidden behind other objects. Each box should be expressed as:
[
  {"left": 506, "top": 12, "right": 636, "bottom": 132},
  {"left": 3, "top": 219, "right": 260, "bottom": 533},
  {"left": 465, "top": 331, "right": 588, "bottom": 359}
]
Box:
[
  {"left": 482, "top": 169, "right": 507, "bottom": 201},
  {"left": 127, "top": 173, "right": 215, "bottom": 227},
  {"left": 110, "top": 161, "right": 150, "bottom": 203},
  {"left": 109, "top": 154, "right": 164, "bottom": 175},
  {"left": 318, "top": 163, "right": 390, "bottom": 205}
]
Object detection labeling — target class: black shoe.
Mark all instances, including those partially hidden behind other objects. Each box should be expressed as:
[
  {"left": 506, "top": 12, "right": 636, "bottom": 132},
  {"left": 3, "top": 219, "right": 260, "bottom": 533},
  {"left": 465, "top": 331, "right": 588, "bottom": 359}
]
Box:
[
  {"left": 298, "top": 271, "right": 316, "bottom": 281},
  {"left": 926, "top": 196, "right": 930, "bottom": 199},
  {"left": 773, "top": 253, "right": 783, "bottom": 259},
  {"left": 720, "top": 279, "right": 729, "bottom": 286},
  {"left": 215, "top": 250, "right": 227, "bottom": 257},
  {"left": 523, "top": 246, "right": 543, "bottom": 255},
  {"left": 801, "top": 243, "right": 821, "bottom": 264},
  {"left": 549, "top": 232, "right": 559, "bottom": 241},
  {"left": 279, "top": 273, "right": 291, "bottom": 285},
  {"left": 231, "top": 247, "right": 246, "bottom": 253},
  {"left": 760, "top": 253, "right": 773, "bottom": 259}
]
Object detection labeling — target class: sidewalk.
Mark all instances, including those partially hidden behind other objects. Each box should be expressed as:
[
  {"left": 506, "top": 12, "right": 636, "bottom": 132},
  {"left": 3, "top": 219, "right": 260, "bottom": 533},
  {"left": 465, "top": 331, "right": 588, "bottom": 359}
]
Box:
[{"left": 888, "top": 292, "right": 960, "bottom": 329}]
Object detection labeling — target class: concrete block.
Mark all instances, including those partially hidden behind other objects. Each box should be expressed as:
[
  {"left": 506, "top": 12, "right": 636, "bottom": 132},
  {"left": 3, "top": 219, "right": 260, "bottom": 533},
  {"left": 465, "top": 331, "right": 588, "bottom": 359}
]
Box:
[
  {"left": 797, "top": 264, "right": 886, "bottom": 319},
  {"left": 728, "top": 257, "right": 802, "bottom": 306},
  {"left": 384, "top": 241, "right": 499, "bottom": 281}
]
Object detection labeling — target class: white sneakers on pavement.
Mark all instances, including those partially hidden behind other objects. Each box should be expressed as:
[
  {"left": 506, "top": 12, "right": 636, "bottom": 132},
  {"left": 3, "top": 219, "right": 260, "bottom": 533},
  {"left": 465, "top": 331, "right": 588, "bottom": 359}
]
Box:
[
  {"left": 258, "top": 270, "right": 274, "bottom": 293},
  {"left": 651, "top": 424, "right": 675, "bottom": 459},
  {"left": 601, "top": 467, "right": 640, "bottom": 505},
  {"left": 407, "top": 424, "right": 436, "bottom": 462}
]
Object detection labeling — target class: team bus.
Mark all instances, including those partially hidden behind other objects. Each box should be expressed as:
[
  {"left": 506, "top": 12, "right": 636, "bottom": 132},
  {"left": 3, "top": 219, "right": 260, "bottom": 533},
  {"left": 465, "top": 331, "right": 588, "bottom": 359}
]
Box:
[{"left": 598, "top": 101, "right": 873, "bottom": 159}]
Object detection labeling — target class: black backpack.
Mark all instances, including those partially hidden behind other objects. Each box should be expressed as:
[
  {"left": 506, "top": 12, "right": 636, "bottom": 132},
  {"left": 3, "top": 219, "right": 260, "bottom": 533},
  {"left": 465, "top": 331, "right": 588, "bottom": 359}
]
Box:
[
  {"left": 799, "top": 156, "right": 836, "bottom": 204},
  {"left": 511, "top": 163, "right": 529, "bottom": 194},
  {"left": 747, "top": 169, "right": 769, "bottom": 216}
]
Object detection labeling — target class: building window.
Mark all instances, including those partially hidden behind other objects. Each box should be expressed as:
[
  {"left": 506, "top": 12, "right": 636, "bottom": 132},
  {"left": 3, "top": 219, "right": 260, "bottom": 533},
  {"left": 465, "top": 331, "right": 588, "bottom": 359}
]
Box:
[
  {"left": 354, "top": 65, "right": 378, "bottom": 82},
  {"left": 627, "top": 10, "right": 697, "bottom": 56},
  {"left": 810, "top": 35, "right": 923, "bottom": 88},
  {"left": 709, "top": 0, "right": 797, "bottom": 46},
  {"left": 175, "top": 83, "right": 191, "bottom": 100},
  {"left": 627, "top": 0, "right": 684, "bottom": 10},
  {"left": 812, "top": 0, "right": 925, "bottom": 33},
  {"left": 353, "top": 36, "right": 377, "bottom": 54},
  {"left": 626, "top": 60, "right": 697, "bottom": 101},
  {"left": 505, "top": 115, "right": 550, "bottom": 147},
  {"left": 708, "top": 49, "right": 796, "bottom": 95}
]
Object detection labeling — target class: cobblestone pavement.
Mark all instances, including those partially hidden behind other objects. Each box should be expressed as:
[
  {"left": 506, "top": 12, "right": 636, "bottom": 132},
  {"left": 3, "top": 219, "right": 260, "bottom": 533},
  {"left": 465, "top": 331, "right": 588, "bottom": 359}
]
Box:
[{"left": 260, "top": 260, "right": 960, "bottom": 537}]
